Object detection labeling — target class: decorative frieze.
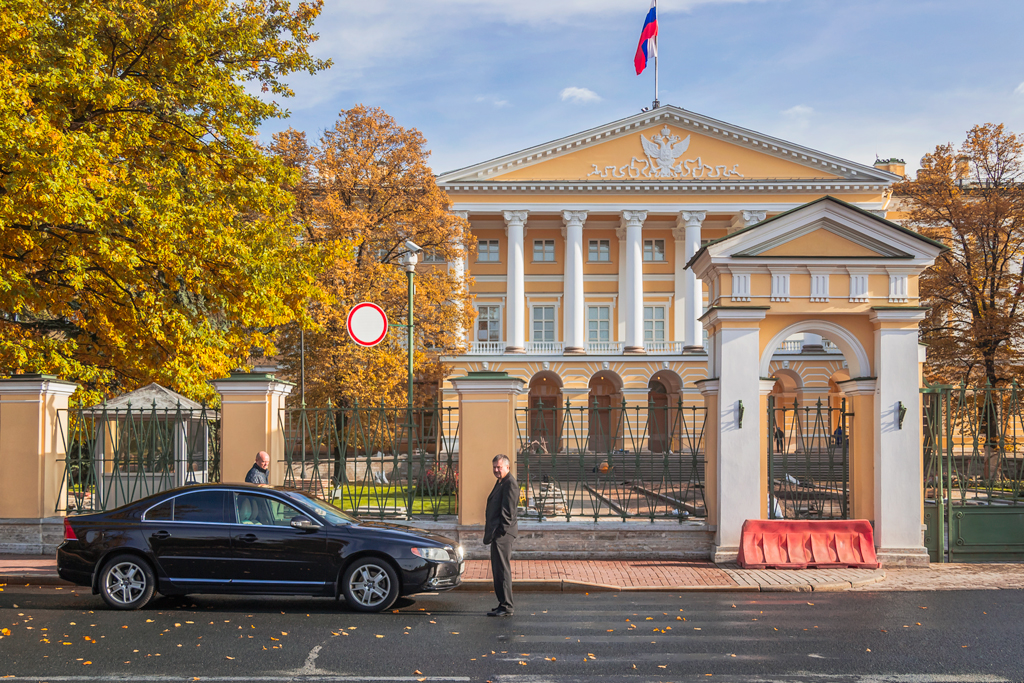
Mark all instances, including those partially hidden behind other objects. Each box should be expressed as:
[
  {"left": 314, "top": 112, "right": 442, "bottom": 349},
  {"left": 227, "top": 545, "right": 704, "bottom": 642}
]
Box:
[
  {"left": 809, "top": 270, "right": 830, "bottom": 303},
  {"left": 848, "top": 270, "right": 869, "bottom": 303},
  {"left": 731, "top": 273, "right": 752, "bottom": 302},
  {"left": 770, "top": 271, "right": 790, "bottom": 302}
]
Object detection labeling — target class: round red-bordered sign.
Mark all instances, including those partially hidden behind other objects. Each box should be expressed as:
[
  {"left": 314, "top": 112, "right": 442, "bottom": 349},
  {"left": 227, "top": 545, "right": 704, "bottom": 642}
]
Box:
[{"left": 346, "top": 302, "right": 388, "bottom": 347}]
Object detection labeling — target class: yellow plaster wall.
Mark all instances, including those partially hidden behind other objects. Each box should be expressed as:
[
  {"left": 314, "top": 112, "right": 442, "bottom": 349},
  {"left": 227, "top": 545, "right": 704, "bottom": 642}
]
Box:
[
  {"left": 759, "top": 229, "right": 888, "bottom": 258},
  {"left": 491, "top": 126, "right": 843, "bottom": 181},
  {"left": 456, "top": 388, "right": 521, "bottom": 526}
]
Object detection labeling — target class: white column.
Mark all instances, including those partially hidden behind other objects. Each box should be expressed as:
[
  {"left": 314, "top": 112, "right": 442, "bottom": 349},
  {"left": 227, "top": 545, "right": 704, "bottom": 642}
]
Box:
[
  {"left": 870, "top": 308, "right": 929, "bottom": 563},
  {"left": 503, "top": 210, "right": 528, "bottom": 353},
  {"left": 678, "top": 211, "right": 706, "bottom": 350},
  {"left": 620, "top": 210, "right": 647, "bottom": 353},
  {"left": 802, "top": 333, "right": 824, "bottom": 352},
  {"left": 729, "top": 209, "right": 767, "bottom": 233},
  {"left": 672, "top": 224, "right": 686, "bottom": 345},
  {"left": 705, "top": 308, "right": 768, "bottom": 562},
  {"left": 450, "top": 211, "right": 469, "bottom": 343},
  {"left": 562, "top": 210, "right": 587, "bottom": 354}
]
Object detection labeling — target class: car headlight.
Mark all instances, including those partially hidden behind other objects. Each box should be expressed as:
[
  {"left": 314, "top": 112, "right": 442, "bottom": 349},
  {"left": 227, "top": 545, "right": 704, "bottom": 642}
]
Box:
[
  {"left": 411, "top": 547, "right": 451, "bottom": 562},
  {"left": 456, "top": 544, "right": 465, "bottom": 560}
]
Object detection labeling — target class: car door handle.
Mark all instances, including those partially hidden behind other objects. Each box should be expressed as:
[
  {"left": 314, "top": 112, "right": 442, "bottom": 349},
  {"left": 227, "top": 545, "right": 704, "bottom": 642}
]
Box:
[
  {"left": 238, "top": 534, "right": 258, "bottom": 544},
  {"left": 151, "top": 530, "right": 171, "bottom": 540}
]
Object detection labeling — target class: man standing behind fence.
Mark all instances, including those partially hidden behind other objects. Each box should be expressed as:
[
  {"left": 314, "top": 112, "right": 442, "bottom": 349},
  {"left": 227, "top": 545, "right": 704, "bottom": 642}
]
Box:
[
  {"left": 245, "top": 451, "right": 270, "bottom": 486},
  {"left": 484, "top": 453, "right": 518, "bottom": 617}
]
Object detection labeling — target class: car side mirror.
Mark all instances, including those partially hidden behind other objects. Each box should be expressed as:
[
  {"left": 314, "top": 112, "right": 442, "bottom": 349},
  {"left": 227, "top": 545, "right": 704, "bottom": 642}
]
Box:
[{"left": 290, "top": 516, "right": 317, "bottom": 531}]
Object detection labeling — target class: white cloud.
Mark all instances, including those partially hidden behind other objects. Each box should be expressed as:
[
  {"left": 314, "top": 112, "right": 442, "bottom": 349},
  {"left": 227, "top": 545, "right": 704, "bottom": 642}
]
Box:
[
  {"left": 782, "top": 104, "right": 815, "bottom": 127},
  {"left": 1015, "top": 82, "right": 1024, "bottom": 95},
  {"left": 560, "top": 86, "right": 602, "bottom": 104},
  {"left": 475, "top": 95, "right": 510, "bottom": 108}
]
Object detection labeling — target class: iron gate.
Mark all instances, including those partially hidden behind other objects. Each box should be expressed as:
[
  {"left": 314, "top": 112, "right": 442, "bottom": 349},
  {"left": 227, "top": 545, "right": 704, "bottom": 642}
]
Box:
[
  {"left": 767, "top": 396, "right": 851, "bottom": 520},
  {"left": 514, "top": 399, "right": 707, "bottom": 522},
  {"left": 923, "top": 383, "right": 1024, "bottom": 562}
]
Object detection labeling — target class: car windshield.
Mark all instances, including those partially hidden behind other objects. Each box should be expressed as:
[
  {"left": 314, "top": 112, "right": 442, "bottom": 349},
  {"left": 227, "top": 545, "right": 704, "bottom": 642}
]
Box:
[{"left": 281, "top": 490, "right": 359, "bottom": 526}]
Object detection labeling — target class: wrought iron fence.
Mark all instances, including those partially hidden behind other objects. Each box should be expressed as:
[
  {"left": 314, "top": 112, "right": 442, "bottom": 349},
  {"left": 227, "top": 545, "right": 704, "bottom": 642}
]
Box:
[
  {"left": 767, "top": 396, "right": 851, "bottom": 520},
  {"left": 923, "top": 383, "right": 1024, "bottom": 561},
  {"left": 280, "top": 402, "right": 458, "bottom": 520},
  {"left": 57, "top": 402, "right": 220, "bottom": 514},
  {"left": 514, "top": 399, "right": 707, "bottom": 522}
]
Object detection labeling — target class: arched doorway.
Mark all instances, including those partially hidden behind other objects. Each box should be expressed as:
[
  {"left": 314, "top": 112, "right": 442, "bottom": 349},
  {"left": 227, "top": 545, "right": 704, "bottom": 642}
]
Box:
[
  {"left": 646, "top": 370, "right": 683, "bottom": 453},
  {"left": 528, "top": 372, "right": 562, "bottom": 453},
  {"left": 588, "top": 371, "right": 622, "bottom": 452}
]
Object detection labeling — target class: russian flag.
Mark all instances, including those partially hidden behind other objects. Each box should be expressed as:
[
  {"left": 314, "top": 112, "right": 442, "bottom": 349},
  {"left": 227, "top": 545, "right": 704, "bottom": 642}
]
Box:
[{"left": 634, "top": 0, "right": 658, "bottom": 75}]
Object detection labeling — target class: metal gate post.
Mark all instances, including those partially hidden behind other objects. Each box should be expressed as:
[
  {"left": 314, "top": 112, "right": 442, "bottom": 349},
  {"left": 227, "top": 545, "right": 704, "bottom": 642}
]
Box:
[{"left": 767, "top": 394, "right": 776, "bottom": 520}]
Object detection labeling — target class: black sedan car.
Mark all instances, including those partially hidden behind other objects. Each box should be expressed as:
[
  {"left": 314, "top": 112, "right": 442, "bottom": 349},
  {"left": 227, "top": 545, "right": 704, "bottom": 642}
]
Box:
[{"left": 57, "top": 483, "right": 464, "bottom": 612}]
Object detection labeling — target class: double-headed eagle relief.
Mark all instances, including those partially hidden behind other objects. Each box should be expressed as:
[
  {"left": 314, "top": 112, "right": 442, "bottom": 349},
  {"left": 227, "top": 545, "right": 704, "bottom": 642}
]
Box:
[
  {"left": 587, "top": 126, "right": 744, "bottom": 180},
  {"left": 641, "top": 126, "right": 691, "bottom": 177}
]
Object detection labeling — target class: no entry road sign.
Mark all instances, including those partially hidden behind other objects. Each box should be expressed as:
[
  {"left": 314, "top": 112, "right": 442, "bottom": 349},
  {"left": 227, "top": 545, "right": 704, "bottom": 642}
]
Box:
[{"left": 346, "top": 302, "right": 388, "bottom": 347}]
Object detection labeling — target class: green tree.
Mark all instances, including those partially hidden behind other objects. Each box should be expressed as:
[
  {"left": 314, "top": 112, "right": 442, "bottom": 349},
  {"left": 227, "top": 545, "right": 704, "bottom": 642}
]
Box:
[
  {"left": 898, "top": 123, "right": 1024, "bottom": 387},
  {"left": 0, "top": 0, "right": 330, "bottom": 403},
  {"left": 272, "top": 106, "right": 475, "bottom": 408}
]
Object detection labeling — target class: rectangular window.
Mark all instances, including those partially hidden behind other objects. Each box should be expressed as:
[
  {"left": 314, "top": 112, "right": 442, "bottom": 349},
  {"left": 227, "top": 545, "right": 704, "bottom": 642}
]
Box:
[
  {"left": 532, "top": 306, "right": 556, "bottom": 342},
  {"left": 643, "top": 239, "right": 666, "bottom": 262},
  {"left": 588, "top": 239, "right": 610, "bottom": 262},
  {"left": 476, "top": 305, "right": 501, "bottom": 342},
  {"left": 587, "top": 306, "right": 610, "bottom": 342},
  {"left": 478, "top": 240, "right": 500, "bottom": 262},
  {"left": 644, "top": 306, "right": 666, "bottom": 342},
  {"left": 421, "top": 248, "right": 445, "bottom": 263},
  {"left": 533, "top": 239, "right": 555, "bottom": 262}
]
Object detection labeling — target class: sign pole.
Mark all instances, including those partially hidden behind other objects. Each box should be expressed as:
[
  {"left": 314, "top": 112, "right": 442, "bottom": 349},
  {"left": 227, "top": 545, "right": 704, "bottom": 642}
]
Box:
[{"left": 407, "top": 267, "right": 415, "bottom": 413}]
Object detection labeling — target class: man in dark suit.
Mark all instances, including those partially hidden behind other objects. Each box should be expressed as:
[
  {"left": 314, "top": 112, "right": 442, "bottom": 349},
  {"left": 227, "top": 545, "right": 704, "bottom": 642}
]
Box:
[{"left": 484, "top": 453, "right": 518, "bottom": 617}]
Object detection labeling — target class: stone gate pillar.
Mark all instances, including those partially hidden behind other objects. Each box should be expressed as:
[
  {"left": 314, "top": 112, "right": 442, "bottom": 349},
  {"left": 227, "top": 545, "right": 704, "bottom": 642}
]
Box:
[
  {"left": 702, "top": 307, "right": 768, "bottom": 562},
  {"left": 450, "top": 371, "right": 525, "bottom": 526},
  {"left": 211, "top": 371, "right": 294, "bottom": 485},
  {"left": 0, "top": 374, "right": 78, "bottom": 553},
  {"left": 838, "top": 378, "right": 877, "bottom": 522},
  {"left": 870, "top": 308, "right": 929, "bottom": 566}
]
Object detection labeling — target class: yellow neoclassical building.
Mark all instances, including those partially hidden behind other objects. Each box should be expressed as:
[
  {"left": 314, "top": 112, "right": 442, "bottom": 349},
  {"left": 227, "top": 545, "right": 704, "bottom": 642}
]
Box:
[{"left": 437, "top": 105, "right": 909, "bottom": 420}]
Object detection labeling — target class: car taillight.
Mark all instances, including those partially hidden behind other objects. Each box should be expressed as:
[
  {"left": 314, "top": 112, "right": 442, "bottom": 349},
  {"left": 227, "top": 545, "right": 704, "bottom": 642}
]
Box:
[{"left": 63, "top": 518, "right": 78, "bottom": 541}]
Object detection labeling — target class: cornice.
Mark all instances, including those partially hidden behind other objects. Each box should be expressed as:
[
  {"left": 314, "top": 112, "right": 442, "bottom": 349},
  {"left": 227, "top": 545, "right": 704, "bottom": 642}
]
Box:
[{"left": 440, "top": 180, "right": 891, "bottom": 195}]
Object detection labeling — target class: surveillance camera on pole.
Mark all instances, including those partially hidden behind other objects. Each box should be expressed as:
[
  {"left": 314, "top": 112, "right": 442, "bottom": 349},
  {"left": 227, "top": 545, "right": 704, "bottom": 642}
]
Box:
[{"left": 401, "top": 241, "right": 422, "bottom": 272}]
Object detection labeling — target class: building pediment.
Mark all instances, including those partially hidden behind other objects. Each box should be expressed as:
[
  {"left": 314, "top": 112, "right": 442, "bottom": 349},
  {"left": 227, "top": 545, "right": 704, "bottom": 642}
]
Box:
[
  {"left": 438, "top": 105, "right": 898, "bottom": 186},
  {"left": 689, "top": 196, "right": 946, "bottom": 276}
]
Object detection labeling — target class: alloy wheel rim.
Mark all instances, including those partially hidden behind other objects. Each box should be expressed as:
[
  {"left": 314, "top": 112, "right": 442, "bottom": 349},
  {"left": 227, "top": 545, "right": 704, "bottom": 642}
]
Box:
[
  {"left": 106, "top": 562, "right": 146, "bottom": 605},
  {"left": 349, "top": 564, "right": 390, "bottom": 606}
]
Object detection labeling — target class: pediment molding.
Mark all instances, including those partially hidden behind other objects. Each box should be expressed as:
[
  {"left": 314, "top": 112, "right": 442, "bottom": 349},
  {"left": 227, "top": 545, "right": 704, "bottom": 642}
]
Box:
[
  {"left": 437, "top": 105, "right": 899, "bottom": 185},
  {"left": 734, "top": 217, "right": 912, "bottom": 259}
]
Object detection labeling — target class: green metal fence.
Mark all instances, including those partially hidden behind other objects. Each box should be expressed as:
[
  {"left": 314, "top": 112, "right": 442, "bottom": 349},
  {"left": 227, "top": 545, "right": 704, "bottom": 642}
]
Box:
[
  {"left": 280, "top": 402, "right": 458, "bottom": 520},
  {"left": 57, "top": 402, "right": 220, "bottom": 514},
  {"left": 767, "top": 396, "right": 851, "bottom": 520},
  {"left": 514, "top": 399, "right": 707, "bottom": 522},
  {"left": 923, "top": 383, "right": 1024, "bottom": 562}
]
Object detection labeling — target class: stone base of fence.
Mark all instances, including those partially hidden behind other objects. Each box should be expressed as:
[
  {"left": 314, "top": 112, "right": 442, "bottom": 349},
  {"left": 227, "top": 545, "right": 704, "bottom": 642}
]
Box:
[
  {"left": 0, "top": 518, "right": 64, "bottom": 555},
  {"left": 875, "top": 547, "right": 930, "bottom": 568},
  {"left": 397, "top": 520, "right": 715, "bottom": 561}
]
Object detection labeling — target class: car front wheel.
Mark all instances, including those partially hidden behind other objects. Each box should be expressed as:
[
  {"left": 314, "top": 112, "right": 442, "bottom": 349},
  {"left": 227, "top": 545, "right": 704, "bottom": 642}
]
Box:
[
  {"left": 98, "top": 554, "right": 155, "bottom": 610},
  {"left": 341, "top": 558, "right": 399, "bottom": 612}
]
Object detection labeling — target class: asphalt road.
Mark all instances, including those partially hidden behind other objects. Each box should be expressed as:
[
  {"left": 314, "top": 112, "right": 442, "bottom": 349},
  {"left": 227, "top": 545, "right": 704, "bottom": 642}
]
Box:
[{"left": 0, "top": 584, "right": 1022, "bottom": 682}]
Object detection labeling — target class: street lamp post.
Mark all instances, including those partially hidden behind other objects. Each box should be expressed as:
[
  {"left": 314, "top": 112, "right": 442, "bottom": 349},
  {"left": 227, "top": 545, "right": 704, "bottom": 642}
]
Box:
[{"left": 400, "top": 241, "right": 421, "bottom": 413}]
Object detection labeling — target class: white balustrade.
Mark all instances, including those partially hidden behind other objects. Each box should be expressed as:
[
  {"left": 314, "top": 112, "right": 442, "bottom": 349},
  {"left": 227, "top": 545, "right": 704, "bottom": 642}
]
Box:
[
  {"left": 643, "top": 341, "right": 684, "bottom": 354},
  {"left": 468, "top": 341, "right": 505, "bottom": 355},
  {"left": 525, "top": 341, "right": 564, "bottom": 355},
  {"left": 586, "top": 341, "right": 624, "bottom": 354}
]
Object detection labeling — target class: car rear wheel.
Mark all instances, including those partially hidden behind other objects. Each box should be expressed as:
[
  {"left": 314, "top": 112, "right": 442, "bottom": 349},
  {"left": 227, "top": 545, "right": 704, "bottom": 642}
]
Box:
[
  {"left": 98, "top": 554, "right": 155, "bottom": 610},
  {"left": 341, "top": 558, "right": 399, "bottom": 612}
]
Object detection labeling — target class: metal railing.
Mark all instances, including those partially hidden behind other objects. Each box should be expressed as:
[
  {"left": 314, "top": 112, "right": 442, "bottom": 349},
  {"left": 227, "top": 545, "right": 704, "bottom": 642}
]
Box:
[
  {"left": 57, "top": 402, "right": 220, "bottom": 514},
  {"left": 767, "top": 396, "right": 851, "bottom": 520},
  {"left": 515, "top": 399, "right": 707, "bottom": 521},
  {"left": 280, "top": 403, "right": 458, "bottom": 520}
]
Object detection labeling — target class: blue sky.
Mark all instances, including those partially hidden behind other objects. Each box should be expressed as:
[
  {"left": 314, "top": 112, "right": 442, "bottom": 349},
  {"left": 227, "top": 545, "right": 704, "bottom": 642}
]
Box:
[{"left": 260, "top": 0, "right": 1024, "bottom": 176}]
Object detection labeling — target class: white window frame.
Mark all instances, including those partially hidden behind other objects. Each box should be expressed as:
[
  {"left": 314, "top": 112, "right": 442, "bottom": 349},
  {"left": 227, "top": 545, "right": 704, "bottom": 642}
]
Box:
[
  {"left": 533, "top": 239, "right": 555, "bottom": 263},
  {"left": 643, "top": 305, "right": 666, "bottom": 343},
  {"left": 474, "top": 303, "right": 503, "bottom": 342},
  {"left": 421, "top": 248, "right": 446, "bottom": 263},
  {"left": 587, "top": 305, "right": 611, "bottom": 342},
  {"left": 477, "top": 239, "right": 500, "bottom": 262},
  {"left": 588, "top": 239, "right": 610, "bottom": 262},
  {"left": 530, "top": 304, "right": 557, "bottom": 342},
  {"left": 643, "top": 239, "right": 666, "bottom": 262}
]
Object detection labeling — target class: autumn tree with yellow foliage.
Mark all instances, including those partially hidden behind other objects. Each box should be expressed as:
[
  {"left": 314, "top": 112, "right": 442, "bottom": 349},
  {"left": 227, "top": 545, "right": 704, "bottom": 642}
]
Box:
[
  {"left": 272, "top": 106, "right": 475, "bottom": 408},
  {"left": 898, "top": 124, "right": 1024, "bottom": 386},
  {"left": 0, "top": 0, "right": 330, "bottom": 402}
]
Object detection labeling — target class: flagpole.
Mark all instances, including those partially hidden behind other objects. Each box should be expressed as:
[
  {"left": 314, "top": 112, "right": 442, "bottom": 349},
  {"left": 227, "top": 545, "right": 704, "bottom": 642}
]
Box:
[{"left": 653, "top": 0, "right": 660, "bottom": 108}]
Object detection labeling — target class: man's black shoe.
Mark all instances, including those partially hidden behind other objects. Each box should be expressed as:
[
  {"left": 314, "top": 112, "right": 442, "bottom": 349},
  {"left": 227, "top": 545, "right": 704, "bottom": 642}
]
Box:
[{"left": 487, "top": 607, "right": 513, "bottom": 617}]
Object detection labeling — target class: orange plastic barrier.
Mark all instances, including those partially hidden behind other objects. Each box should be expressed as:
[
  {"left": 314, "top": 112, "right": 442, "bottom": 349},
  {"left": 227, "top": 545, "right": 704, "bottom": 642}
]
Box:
[{"left": 737, "top": 519, "right": 879, "bottom": 569}]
